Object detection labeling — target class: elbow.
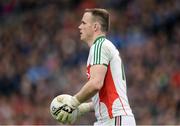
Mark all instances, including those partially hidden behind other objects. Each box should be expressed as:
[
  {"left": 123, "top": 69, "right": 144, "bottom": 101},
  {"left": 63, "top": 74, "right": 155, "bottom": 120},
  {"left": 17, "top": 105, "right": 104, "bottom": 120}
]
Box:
[{"left": 92, "top": 79, "right": 104, "bottom": 91}]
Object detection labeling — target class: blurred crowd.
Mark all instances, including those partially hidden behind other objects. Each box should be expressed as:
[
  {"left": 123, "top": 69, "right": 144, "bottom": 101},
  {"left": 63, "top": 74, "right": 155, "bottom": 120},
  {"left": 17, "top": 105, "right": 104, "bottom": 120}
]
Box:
[{"left": 0, "top": 0, "right": 179, "bottom": 125}]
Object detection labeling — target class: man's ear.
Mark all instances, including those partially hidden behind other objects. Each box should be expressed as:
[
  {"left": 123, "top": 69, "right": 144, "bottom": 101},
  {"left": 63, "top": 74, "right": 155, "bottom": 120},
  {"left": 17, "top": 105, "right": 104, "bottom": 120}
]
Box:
[{"left": 94, "top": 22, "right": 100, "bottom": 32}]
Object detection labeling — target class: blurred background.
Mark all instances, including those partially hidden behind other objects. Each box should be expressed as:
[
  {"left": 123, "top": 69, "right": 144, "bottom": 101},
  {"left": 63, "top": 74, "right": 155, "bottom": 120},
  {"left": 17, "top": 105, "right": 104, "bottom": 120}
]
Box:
[{"left": 0, "top": 0, "right": 179, "bottom": 125}]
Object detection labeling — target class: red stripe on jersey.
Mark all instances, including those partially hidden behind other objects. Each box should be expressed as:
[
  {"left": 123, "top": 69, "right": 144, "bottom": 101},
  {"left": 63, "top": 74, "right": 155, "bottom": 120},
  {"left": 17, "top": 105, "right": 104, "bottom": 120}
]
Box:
[
  {"left": 115, "top": 116, "right": 121, "bottom": 126},
  {"left": 99, "top": 64, "right": 119, "bottom": 118},
  {"left": 119, "top": 97, "right": 128, "bottom": 115}
]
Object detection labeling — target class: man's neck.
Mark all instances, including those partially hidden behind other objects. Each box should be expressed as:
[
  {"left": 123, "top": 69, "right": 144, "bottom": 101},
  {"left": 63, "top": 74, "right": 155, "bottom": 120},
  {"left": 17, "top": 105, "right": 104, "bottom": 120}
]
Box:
[{"left": 87, "top": 33, "right": 106, "bottom": 47}]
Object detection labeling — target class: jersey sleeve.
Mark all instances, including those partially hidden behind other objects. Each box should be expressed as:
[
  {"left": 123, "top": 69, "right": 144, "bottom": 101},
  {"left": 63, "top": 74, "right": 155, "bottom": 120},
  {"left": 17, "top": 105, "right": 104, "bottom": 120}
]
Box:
[{"left": 92, "top": 42, "right": 111, "bottom": 66}]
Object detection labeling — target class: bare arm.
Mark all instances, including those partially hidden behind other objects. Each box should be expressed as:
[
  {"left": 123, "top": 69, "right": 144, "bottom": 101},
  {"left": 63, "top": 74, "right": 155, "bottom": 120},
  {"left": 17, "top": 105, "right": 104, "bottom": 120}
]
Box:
[{"left": 74, "top": 65, "right": 107, "bottom": 103}]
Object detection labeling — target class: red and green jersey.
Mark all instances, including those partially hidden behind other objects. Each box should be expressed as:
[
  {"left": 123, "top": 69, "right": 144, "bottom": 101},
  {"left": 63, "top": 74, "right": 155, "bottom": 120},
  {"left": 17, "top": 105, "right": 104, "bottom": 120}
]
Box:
[{"left": 87, "top": 36, "right": 133, "bottom": 121}]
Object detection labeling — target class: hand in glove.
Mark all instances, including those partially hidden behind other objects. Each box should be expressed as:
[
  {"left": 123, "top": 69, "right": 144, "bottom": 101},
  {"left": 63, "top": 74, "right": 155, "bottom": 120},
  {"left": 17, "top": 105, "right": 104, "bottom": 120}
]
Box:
[
  {"left": 56, "top": 94, "right": 80, "bottom": 123},
  {"left": 67, "top": 102, "right": 92, "bottom": 124}
]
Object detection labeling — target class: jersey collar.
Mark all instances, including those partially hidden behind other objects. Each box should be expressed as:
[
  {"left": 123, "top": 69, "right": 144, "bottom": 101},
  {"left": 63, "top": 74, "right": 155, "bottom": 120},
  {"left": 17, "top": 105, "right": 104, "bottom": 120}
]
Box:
[{"left": 93, "top": 36, "right": 106, "bottom": 44}]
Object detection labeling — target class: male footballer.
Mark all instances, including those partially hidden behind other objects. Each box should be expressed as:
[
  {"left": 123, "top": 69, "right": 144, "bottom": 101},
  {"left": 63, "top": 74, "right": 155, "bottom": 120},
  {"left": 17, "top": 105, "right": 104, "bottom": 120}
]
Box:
[{"left": 55, "top": 8, "right": 136, "bottom": 126}]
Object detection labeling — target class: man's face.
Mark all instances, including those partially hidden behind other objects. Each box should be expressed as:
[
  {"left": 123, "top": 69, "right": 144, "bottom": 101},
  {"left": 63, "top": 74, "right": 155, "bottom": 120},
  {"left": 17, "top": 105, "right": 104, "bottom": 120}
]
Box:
[{"left": 78, "top": 12, "right": 94, "bottom": 42}]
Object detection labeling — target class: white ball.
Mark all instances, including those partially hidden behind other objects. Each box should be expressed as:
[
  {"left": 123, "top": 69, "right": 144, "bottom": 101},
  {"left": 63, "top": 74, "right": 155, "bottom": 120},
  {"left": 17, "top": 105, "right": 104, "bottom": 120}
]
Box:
[
  {"left": 50, "top": 94, "right": 72, "bottom": 119},
  {"left": 50, "top": 96, "right": 63, "bottom": 119}
]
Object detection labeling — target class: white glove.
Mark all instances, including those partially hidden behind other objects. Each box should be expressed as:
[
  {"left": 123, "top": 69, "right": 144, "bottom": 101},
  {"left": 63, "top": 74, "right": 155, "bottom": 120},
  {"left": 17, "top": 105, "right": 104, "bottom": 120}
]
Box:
[
  {"left": 56, "top": 94, "right": 80, "bottom": 123},
  {"left": 67, "top": 102, "right": 92, "bottom": 124}
]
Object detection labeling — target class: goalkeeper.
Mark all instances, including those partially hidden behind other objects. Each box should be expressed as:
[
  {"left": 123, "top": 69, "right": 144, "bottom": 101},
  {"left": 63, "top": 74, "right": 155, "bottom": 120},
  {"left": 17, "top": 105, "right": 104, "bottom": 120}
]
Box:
[{"left": 56, "top": 8, "right": 136, "bottom": 126}]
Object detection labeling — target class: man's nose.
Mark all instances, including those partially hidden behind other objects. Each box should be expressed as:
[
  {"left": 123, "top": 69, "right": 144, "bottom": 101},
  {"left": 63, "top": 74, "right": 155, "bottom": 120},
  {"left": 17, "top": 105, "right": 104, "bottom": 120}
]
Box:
[{"left": 78, "top": 24, "right": 82, "bottom": 29}]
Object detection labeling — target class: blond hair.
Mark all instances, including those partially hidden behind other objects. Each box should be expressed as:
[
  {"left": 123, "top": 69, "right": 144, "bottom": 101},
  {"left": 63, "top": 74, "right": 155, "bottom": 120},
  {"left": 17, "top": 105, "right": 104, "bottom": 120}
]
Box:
[{"left": 85, "top": 8, "right": 110, "bottom": 32}]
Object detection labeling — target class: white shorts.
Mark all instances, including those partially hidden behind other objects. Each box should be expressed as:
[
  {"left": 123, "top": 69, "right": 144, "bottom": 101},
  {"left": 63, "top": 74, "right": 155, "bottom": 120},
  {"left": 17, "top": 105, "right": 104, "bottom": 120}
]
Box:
[{"left": 94, "top": 115, "right": 136, "bottom": 126}]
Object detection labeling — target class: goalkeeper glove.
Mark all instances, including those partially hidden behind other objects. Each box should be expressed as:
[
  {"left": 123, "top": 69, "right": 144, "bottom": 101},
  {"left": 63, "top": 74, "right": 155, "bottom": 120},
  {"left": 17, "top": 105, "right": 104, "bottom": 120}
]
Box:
[
  {"left": 56, "top": 94, "right": 80, "bottom": 123},
  {"left": 67, "top": 102, "right": 92, "bottom": 124}
]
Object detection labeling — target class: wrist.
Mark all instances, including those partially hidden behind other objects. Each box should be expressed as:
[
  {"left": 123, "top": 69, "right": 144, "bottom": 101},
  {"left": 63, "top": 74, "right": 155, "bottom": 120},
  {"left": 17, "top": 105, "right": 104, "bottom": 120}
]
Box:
[{"left": 72, "top": 96, "right": 80, "bottom": 108}]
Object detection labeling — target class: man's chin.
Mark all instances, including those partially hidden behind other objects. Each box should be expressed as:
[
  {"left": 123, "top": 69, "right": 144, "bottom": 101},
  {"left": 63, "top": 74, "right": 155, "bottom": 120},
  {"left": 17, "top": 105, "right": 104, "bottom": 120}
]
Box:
[{"left": 80, "top": 37, "right": 85, "bottom": 41}]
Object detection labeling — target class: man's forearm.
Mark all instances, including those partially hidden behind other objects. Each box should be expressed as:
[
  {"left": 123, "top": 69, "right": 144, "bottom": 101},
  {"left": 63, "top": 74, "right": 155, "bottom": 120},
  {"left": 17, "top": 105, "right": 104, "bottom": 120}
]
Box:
[{"left": 74, "top": 78, "right": 102, "bottom": 103}]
